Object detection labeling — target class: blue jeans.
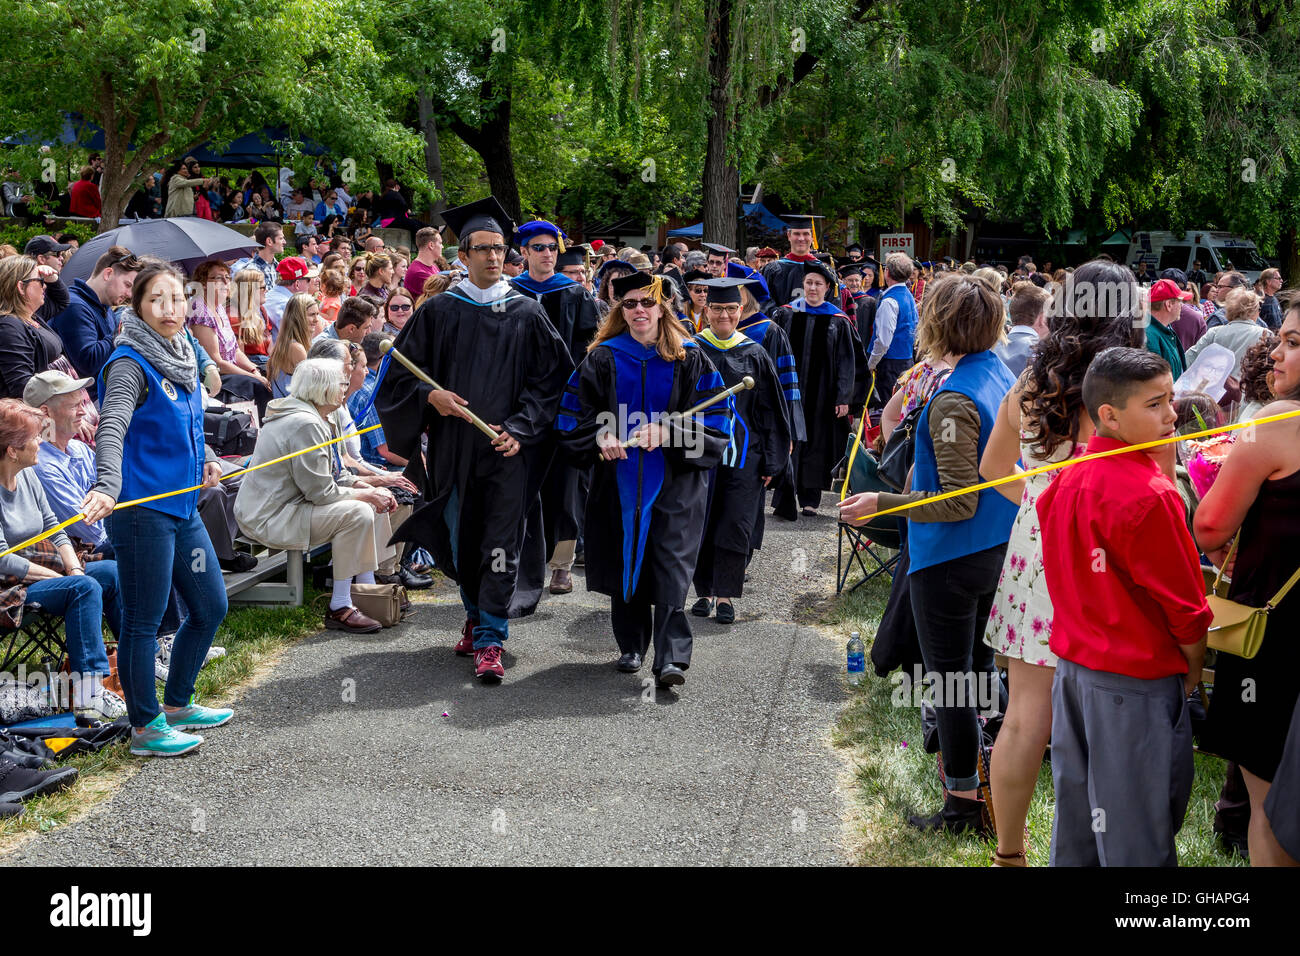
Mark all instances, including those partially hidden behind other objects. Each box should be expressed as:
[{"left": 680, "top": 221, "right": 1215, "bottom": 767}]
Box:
[
  {"left": 25, "top": 573, "right": 111, "bottom": 677},
  {"left": 107, "top": 507, "right": 228, "bottom": 728},
  {"left": 444, "top": 488, "right": 508, "bottom": 650}
]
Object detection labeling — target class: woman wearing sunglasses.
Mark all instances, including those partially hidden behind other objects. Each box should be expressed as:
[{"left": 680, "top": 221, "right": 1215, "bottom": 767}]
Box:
[
  {"left": 382, "top": 289, "right": 415, "bottom": 337},
  {"left": 554, "top": 271, "right": 729, "bottom": 690},
  {"left": 0, "top": 255, "right": 65, "bottom": 399}
]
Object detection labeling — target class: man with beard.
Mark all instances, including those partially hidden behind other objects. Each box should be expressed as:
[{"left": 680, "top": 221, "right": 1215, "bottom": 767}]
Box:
[
  {"left": 761, "top": 214, "right": 825, "bottom": 306},
  {"left": 51, "top": 246, "right": 145, "bottom": 397},
  {"left": 376, "top": 198, "right": 572, "bottom": 684}
]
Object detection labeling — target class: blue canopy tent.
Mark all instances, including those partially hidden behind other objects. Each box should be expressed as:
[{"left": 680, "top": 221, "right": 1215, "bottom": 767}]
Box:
[
  {"left": 3, "top": 116, "right": 326, "bottom": 169},
  {"left": 667, "top": 202, "right": 789, "bottom": 238}
]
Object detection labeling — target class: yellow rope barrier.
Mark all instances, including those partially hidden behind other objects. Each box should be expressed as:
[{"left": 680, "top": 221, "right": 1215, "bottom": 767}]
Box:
[
  {"left": 0, "top": 423, "right": 382, "bottom": 560},
  {"left": 843, "top": 406, "right": 1300, "bottom": 524}
]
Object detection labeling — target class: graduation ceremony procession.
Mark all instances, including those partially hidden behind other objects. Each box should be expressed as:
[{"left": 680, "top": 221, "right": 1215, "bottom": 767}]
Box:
[{"left": 0, "top": 0, "right": 1296, "bottom": 917}]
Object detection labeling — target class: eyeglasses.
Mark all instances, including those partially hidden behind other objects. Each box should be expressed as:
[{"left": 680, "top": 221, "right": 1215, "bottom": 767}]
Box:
[
  {"left": 18, "top": 276, "right": 44, "bottom": 287},
  {"left": 469, "top": 244, "right": 508, "bottom": 256},
  {"left": 621, "top": 297, "right": 658, "bottom": 311},
  {"left": 527, "top": 243, "right": 559, "bottom": 253},
  {"left": 709, "top": 305, "right": 742, "bottom": 316},
  {"left": 389, "top": 303, "right": 412, "bottom": 312}
]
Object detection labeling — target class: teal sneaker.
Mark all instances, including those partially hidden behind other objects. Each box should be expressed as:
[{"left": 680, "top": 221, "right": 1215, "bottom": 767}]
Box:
[
  {"left": 130, "top": 713, "right": 203, "bottom": 758},
  {"left": 164, "top": 697, "right": 234, "bottom": 731}
]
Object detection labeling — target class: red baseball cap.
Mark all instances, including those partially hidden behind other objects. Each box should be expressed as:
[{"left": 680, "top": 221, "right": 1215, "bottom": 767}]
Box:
[
  {"left": 276, "top": 256, "right": 319, "bottom": 282},
  {"left": 1149, "top": 278, "right": 1192, "bottom": 303},
  {"left": 590, "top": 239, "right": 605, "bottom": 251}
]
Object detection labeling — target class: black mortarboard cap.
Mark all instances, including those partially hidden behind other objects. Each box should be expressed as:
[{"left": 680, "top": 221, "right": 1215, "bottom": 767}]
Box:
[
  {"left": 611, "top": 272, "right": 654, "bottom": 299},
  {"left": 438, "top": 196, "right": 515, "bottom": 243},
  {"left": 556, "top": 249, "right": 586, "bottom": 268},
  {"left": 782, "top": 213, "right": 825, "bottom": 231},
  {"left": 803, "top": 260, "right": 838, "bottom": 285},
  {"left": 701, "top": 242, "right": 735, "bottom": 256},
  {"left": 846, "top": 242, "right": 864, "bottom": 254},
  {"left": 700, "top": 276, "right": 748, "bottom": 305},
  {"left": 682, "top": 269, "right": 711, "bottom": 285},
  {"left": 837, "top": 262, "right": 865, "bottom": 278}
]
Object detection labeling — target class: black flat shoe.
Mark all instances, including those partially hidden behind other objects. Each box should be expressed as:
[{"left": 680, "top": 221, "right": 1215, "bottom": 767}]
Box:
[
  {"left": 907, "top": 793, "right": 991, "bottom": 837},
  {"left": 399, "top": 566, "right": 434, "bottom": 590},
  {"left": 801, "top": 507, "right": 818, "bottom": 517},
  {"left": 616, "top": 652, "right": 642, "bottom": 672},
  {"left": 690, "top": 597, "right": 714, "bottom": 617},
  {"left": 714, "top": 602, "right": 735, "bottom": 624},
  {"left": 656, "top": 663, "right": 686, "bottom": 688}
]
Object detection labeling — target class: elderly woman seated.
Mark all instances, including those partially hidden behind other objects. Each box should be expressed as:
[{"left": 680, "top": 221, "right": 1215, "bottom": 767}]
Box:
[{"left": 233, "top": 357, "right": 400, "bottom": 634}]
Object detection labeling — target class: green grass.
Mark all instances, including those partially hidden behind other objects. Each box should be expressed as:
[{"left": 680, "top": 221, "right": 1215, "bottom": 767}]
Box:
[
  {"left": 0, "top": 588, "right": 330, "bottom": 848},
  {"left": 826, "top": 575, "right": 1245, "bottom": 867}
]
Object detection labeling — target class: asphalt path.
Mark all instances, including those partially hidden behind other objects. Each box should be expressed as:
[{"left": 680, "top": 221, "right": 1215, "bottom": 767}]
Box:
[{"left": 5, "top": 506, "right": 851, "bottom": 866}]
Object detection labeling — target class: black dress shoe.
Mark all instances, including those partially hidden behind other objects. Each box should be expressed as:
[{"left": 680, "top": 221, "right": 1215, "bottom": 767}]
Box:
[
  {"left": 219, "top": 553, "right": 258, "bottom": 573},
  {"left": 715, "top": 601, "right": 735, "bottom": 624},
  {"left": 616, "top": 652, "right": 642, "bottom": 672},
  {"left": 906, "top": 793, "right": 990, "bottom": 837},
  {"left": 656, "top": 663, "right": 686, "bottom": 688},
  {"left": 398, "top": 565, "right": 433, "bottom": 590},
  {"left": 374, "top": 571, "right": 401, "bottom": 585},
  {"left": 690, "top": 597, "right": 714, "bottom": 617}
]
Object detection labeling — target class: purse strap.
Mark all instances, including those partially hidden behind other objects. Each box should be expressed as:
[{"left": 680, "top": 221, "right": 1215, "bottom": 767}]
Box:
[{"left": 1213, "top": 533, "right": 1300, "bottom": 611}]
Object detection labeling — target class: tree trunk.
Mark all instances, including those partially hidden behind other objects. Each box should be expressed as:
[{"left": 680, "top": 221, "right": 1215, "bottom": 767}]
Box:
[
  {"left": 418, "top": 87, "right": 447, "bottom": 222},
  {"left": 701, "top": 0, "right": 737, "bottom": 249},
  {"left": 1281, "top": 225, "right": 1299, "bottom": 286},
  {"left": 446, "top": 86, "right": 521, "bottom": 224}
]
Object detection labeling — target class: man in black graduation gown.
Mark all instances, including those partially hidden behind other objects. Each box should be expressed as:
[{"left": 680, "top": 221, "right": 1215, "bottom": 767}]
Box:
[
  {"left": 702, "top": 242, "right": 734, "bottom": 278},
  {"left": 508, "top": 220, "right": 601, "bottom": 596},
  {"left": 690, "top": 278, "right": 790, "bottom": 624},
  {"left": 770, "top": 260, "right": 858, "bottom": 517},
  {"left": 761, "top": 214, "right": 826, "bottom": 306},
  {"left": 376, "top": 197, "right": 572, "bottom": 684}
]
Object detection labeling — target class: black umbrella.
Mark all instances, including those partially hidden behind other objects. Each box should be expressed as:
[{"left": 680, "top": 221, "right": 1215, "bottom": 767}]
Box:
[{"left": 62, "top": 217, "right": 260, "bottom": 282}]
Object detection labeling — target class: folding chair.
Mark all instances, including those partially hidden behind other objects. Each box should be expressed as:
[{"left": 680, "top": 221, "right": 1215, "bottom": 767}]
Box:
[
  {"left": 835, "top": 445, "right": 902, "bottom": 593},
  {"left": 0, "top": 603, "right": 67, "bottom": 676}
]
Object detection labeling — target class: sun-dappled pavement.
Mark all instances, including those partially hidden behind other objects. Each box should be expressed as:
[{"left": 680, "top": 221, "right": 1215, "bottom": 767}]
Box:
[{"left": 3, "top": 508, "right": 853, "bottom": 866}]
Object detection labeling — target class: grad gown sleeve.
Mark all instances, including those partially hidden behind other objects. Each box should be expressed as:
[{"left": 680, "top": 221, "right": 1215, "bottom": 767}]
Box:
[
  {"left": 661, "top": 348, "right": 729, "bottom": 472},
  {"left": 832, "top": 314, "right": 857, "bottom": 407},
  {"left": 753, "top": 349, "right": 792, "bottom": 478},
  {"left": 761, "top": 320, "right": 806, "bottom": 443},
  {"left": 555, "top": 348, "right": 611, "bottom": 464},
  {"left": 374, "top": 301, "right": 435, "bottom": 461},
  {"left": 502, "top": 313, "right": 573, "bottom": 444}
]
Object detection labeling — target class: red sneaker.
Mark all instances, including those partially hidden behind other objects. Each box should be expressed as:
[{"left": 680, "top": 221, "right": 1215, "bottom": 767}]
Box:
[
  {"left": 474, "top": 645, "right": 504, "bottom": 683},
  {"left": 454, "top": 619, "right": 476, "bottom": 656}
]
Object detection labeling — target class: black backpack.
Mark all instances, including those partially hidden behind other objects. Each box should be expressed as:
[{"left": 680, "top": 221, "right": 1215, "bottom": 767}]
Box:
[{"left": 204, "top": 407, "right": 258, "bottom": 457}]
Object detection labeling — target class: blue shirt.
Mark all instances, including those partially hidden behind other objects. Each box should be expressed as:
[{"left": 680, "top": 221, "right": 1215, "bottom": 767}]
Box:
[
  {"left": 51, "top": 279, "right": 116, "bottom": 395},
  {"left": 35, "top": 439, "right": 106, "bottom": 547},
  {"left": 347, "top": 367, "right": 388, "bottom": 469}
]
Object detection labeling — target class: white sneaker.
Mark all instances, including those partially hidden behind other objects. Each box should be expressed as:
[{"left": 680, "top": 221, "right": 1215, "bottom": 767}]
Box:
[
  {"left": 75, "top": 687, "right": 127, "bottom": 723},
  {"left": 155, "top": 635, "right": 225, "bottom": 683}
]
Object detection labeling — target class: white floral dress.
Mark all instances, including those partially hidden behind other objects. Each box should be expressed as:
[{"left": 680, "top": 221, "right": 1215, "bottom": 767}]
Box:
[{"left": 983, "top": 435, "right": 1079, "bottom": 667}]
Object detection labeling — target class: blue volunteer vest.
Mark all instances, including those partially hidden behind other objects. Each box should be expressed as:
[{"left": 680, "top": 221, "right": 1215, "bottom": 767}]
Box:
[
  {"left": 880, "top": 284, "right": 918, "bottom": 361},
  {"left": 98, "top": 345, "right": 205, "bottom": 519},
  {"left": 908, "top": 349, "right": 1017, "bottom": 573}
]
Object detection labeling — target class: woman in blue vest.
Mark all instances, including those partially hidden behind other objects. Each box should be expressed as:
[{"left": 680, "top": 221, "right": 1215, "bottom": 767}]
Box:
[
  {"left": 83, "top": 261, "right": 232, "bottom": 758},
  {"left": 840, "top": 273, "right": 1017, "bottom": 836}
]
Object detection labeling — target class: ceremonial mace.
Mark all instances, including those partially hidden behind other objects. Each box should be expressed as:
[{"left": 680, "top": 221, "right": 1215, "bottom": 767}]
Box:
[
  {"left": 618, "top": 375, "right": 755, "bottom": 448},
  {"left": 379, "top": 339, "right": 499, "bottom": 440}
]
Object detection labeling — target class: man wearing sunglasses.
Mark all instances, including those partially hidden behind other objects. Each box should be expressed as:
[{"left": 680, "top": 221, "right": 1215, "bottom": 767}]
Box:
[
  {"left": 376, "top": 197, "right": 573, "bottom": 685},
  {"left": 508, "top": 219, "right": 602, "bottom": 596}
]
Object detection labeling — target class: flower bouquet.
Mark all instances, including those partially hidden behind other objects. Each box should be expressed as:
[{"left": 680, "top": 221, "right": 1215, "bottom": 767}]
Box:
[{"left": 1185, "top": 432, "right": 1235, "bottom": 499}]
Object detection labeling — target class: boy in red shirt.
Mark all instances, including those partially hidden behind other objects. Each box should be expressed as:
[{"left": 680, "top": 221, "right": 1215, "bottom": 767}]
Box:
[{"left": 1037, "top": 347, "right": 1212, "bottom": 866}]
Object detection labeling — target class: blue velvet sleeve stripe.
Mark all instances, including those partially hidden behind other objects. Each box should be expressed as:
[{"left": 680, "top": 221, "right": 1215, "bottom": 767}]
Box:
[
  {"left": 559, "top": 389, "right": 582, "bottom": 413},
  {"left": 699, "top": 411, "right": 732, "bottom": 433},
  {"left": 695, "top": 371, "right": 724, "bottom": 392},
  {"left": 784, "top": 388, "right": 802, "bottom": 401},
  {"left": 778, "top": 371, "right": 798, "bottom": 385},
  {"left": 555, "top": 413, "right": 579, "bottom": 432},
  {"left": 776, "top": 354, "right": 795, "bottom": 369}
]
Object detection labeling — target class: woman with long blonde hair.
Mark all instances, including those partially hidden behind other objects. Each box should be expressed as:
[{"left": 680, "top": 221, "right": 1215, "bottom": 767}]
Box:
[
  {"left": 556, "top": 271, "right": 729, "bottom": 689},
  {"left": 267, "top": 293, "right": 320, "bottom": 397}
]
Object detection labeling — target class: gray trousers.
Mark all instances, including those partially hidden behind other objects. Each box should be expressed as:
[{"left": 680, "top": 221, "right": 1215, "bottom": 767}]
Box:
[{"left": 1050, "top": 658, "right": 1193, "bottom": 867}]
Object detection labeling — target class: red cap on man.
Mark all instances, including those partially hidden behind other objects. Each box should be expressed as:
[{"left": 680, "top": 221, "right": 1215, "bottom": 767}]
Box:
[
  {"left": 276, "top": 256, "right": 319, "bottom": 282},
  {"left": 1149, "top": 278, "right": 1192, "bottom": 303}
]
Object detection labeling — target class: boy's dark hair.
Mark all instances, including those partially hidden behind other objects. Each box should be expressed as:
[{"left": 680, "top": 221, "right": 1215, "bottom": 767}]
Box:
[
  {"left": 336, "top": 295, "right": 377, "bottom": 330},
  {"left": 361, "top": 331, "right": 387, "bottom": 365},
  {"left": 1082, "top": 347, "right": 1170, "bottom": 422}
]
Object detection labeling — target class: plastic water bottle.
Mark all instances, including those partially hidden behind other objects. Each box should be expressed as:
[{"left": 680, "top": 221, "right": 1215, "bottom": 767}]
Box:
[{"left": 847, "top": 632, "right": 865, "bottom": 686}]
